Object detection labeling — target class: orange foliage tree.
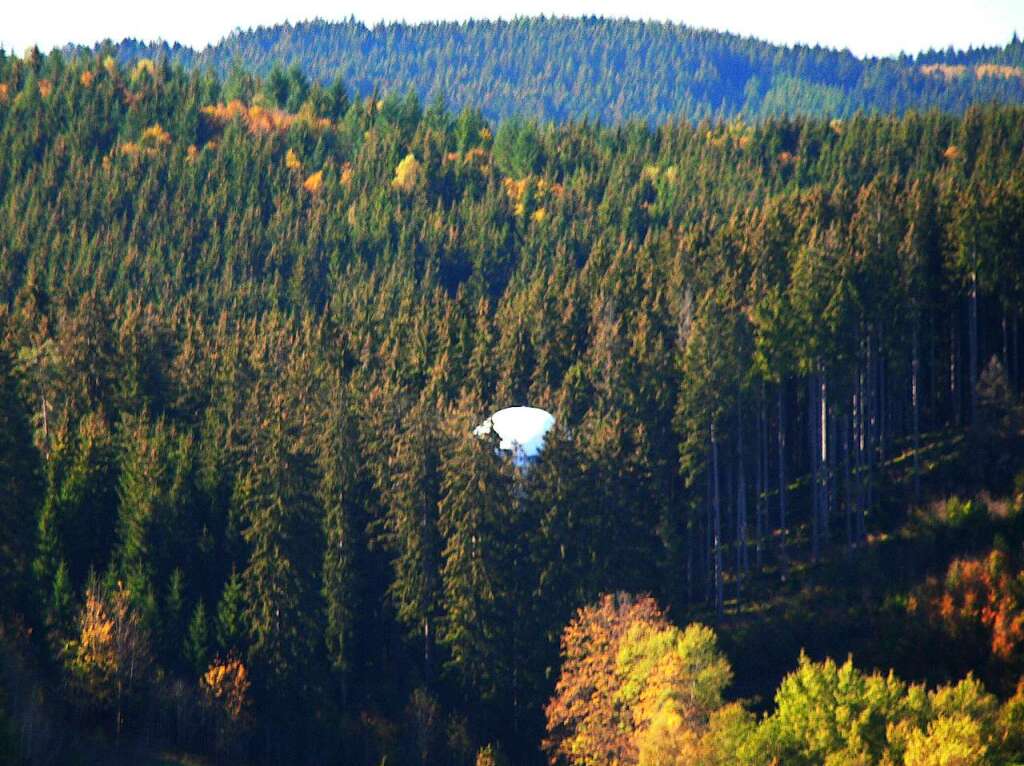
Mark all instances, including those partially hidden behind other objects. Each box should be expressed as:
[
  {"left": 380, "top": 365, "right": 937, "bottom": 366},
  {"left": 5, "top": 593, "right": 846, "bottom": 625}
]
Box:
[
  {"left": 303, "top": 170, "right": 324, "bottom": 194},
  {"left": 543, "top": 594, "right": 667, "bottom": 765},
  {"left": 201, "top": 655, "right": 251, "bottom": 721},
  {"left": 913, "top": 549, "right": 1024, "bottom": 661}
]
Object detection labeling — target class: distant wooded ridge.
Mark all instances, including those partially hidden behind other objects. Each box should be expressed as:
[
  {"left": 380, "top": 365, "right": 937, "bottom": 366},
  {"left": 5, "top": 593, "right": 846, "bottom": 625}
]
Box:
[{"left": 68, "top": 17, "right": 1024, "bottom": 123}]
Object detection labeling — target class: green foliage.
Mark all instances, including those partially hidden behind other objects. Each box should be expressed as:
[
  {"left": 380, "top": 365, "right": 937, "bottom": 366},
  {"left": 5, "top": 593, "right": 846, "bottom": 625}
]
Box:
[
  {"left": 184, "top": 600, "right": 209, "bottom": 676},
  {"left": 97, "top": 18, "right": 1024, "bottom": 124},
  {"left": 216, "top": 570, "right": 246, "bottom": 655},
  {"left": 760, "top": 654, "right": 913, "bottom": 765},
  {"left": 493, "top": 117, "right": 542, "bottom": 178},
  {"left": 0, "top": 47, "right": 1022, "bottom": 764}
]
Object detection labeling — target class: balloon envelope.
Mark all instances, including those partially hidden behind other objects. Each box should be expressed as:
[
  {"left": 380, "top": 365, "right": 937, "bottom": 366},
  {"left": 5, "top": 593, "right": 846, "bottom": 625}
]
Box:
[{"left": 474, "top": 406, "right": 555, "bottom": 462}]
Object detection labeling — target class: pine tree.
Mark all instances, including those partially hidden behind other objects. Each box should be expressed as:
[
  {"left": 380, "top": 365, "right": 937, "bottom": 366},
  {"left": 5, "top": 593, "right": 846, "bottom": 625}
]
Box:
[
  {"left": 378, "top": 398, "right": 444, "bottom": 673},
  {"left": 216, "top": 568, "right": 247, "bottom": 655},
  {"left": 0, "top": 334, "right": 43, "bottom": 615},
  {"left": 438, "top": 395, "right": 516, "bottom": 707},
  {"left": 317, "top": 378, "right": 362, "bottom": 681},
  {"left": 238, "top": 393, "right": 323, "bottom": 698},
  {"left": 184, "top": 600, "right": 209, "bottom": 676}
]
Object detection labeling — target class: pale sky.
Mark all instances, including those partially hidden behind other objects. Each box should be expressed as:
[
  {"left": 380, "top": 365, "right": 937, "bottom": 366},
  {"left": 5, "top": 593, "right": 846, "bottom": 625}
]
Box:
[{"left": 2, "top": 0, "right": 1021, "bottom": 59}]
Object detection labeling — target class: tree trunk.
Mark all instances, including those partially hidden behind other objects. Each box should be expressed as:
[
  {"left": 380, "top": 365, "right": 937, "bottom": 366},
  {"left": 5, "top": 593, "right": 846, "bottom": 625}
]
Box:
[
  {"left": 844, "top": 401, "right": 853, "bottom": 552},
  {"left": 1013, "top": 310, "right": 1020, "bottom": 395},
  {"left": 777, "top": 383, "right": 788, "bottom": 569},
  {"left": 951, "top": 322, "right": 960, "bottom": 427},
  {"left": 711, "top": 422, "right": 723, "bottom": 616},
  {"left": 809, "top": 375, "right": 820, "bottom": 562},
  {"left": 912, "top": 323, "right": 921, "bottom": 505},
  {"left": 858, "top": 346, "right": 868, "bottom": 545},
  {"left": 756, "top": 383, "right": 766, "bottom": 569},
  {"left": 736, "top": 397, "right": 748, "bottom": 585},
  {"left": 1002, "top": 308, "right": 1009, "bottom": 374},
  {"left": 878, "top": 326, "right": 887, "bottom": 465},
  {"left": 705, "top": 461, "right": 713, "bottom": 606},
  {"left": 686, "top": 500, "right": 693, "bottom": 604},
  {"left": 824, "top": 378, "right": 833, "bottom": 548},
  {"left": 866, "top": 333, "right": 876, "bottom": 531},
  {"left": 969, "top": 271, "right": 979, "bottom": 425}
]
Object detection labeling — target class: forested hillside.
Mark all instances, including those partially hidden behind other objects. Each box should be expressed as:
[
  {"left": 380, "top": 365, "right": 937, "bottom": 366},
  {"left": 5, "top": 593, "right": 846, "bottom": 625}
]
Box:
[
  {"left": 87, "top": 18, "right": 1024, "bottom": 123},
  {"left": 0, "top": 49, "right": 1023, "bottom": 765}
]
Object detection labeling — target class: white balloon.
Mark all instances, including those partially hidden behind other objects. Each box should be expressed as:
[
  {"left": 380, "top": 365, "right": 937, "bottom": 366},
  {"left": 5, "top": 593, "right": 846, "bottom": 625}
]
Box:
[{"left": 474, "top": 406, "right": 555, "bottom": 463}]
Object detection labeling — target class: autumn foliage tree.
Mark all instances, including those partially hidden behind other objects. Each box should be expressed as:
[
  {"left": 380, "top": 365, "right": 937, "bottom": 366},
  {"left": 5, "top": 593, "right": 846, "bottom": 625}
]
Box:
[
  {"left": 64, "top": 582, "right": 152, "bottom": 737},
  {"left": 544, "top": 593, "right": 666, "bottom": 765},
  {"left": 544, "top": 594, "right": 732, "bottom": 766},
  {"left": 913, "top": 548, "right": 1024, "bottom": 663}
]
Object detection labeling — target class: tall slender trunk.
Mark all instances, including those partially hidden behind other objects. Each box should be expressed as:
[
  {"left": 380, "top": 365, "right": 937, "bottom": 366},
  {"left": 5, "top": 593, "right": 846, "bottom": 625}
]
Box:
[
  {"left": 969, "top": 271, "right": 979, "bottom": 424},
  {"left": 423, "top": 619, "right": 431, "bottom": 680},
  {"left": 711, "top": 422, "right": 723, "bottom": 616},
  {"left": 686, "top": 501, "right": 694, "bottom": 604},
  {"left": 736, "top": 397, "right": 748, "bottom": 585},
  {"left": 912, "top": 323, "right": 921, "bottom": 505},
  {"left": 1002, "top": 308, "right": 1009, "bottom": 373},
  {"left": 809, "top": 375, "right": 820, "bottom": 562},
  {"left": 858, "top": 345, "right": 868, "bottom": 545},
  {"left": 777, "top": 383, "right": 788, "bottom": 569},
  {"left": 951, "top": 322, "right": 960, "bottom": 427},
  {"left": 756, "top": 383, "right": 766, "bottom": 569},
  {"left": 1014, "top": 310, "right": 1020, "bottom": 395},
  {"left": 866, "top": 333, "right": 876, "bottom": 528},
  {"left": 705, "top": 460, "right": 713, "bottom": 605},
  {"left": 878, "top": 326, "right": 887, "bottom": 465},
  {"left": 824, "top": 379, "right": 833, "bottom": 547},
  {"left": 844, "top": 401, "right": 853, "bottom": 552}
]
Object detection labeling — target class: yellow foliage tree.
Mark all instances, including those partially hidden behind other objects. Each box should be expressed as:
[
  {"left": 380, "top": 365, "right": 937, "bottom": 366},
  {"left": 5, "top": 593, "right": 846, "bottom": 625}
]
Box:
[
  {"left": 285, "top": 148, "right": 302, "bottom": 171},
  {"left": 131, "top": 59, "right": 156, "bottom": 83},
  {"left": 619, "top": 622, "right": 731, "bottom": 730},
  {"left": 392, "top": 153, "right": 424, "bottom": 192},
  {"left": 903, "top": 715, "right": 987, "bottom": 766},
  {"left": 65, "top": 583, "right": 152, "bottom": 736},
  {"left": 140, "top": 123, "right": 171, "bottom": 149},
  {"left": 303, "top": 170, "right": 324, "bottom": 194}
]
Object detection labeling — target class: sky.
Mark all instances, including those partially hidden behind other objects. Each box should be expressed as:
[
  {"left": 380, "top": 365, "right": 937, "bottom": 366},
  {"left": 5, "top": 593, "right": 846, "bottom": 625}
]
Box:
[{"left": 2, "top": 0, "right": 1021, "bottom": 59}]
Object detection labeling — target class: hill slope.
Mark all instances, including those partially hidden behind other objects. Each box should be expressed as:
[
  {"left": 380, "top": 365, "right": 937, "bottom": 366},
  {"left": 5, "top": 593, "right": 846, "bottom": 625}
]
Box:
[{"left": 89, "top": 18, "right": 1024, "bottom": 123}]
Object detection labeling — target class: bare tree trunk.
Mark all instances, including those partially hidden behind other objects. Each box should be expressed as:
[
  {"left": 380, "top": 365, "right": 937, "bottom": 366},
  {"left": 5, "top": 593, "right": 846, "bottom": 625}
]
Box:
[
  {"left": 686, "top": 501, "right": 694, "bottom": 604},
  {"left": 809, "top": 375, "right": 820, "bottom": 562},
  {"left": 969, "top": 272, "right": 979, "bottom": 425},
  {"left": 844, "top": 401, "right": 853, "bottom": 552},
  {"left": 912, "top": 323, "right": 921, "bottom": 505},
  {"left": 711, "top": 422, "right": 723, "bottom": 616},
  {"left": 951, "top": 322, "right": 960, "bottom": 427},
  {"left": 858, "top": 344, "right": 868, "bottom": 545},
  {"left": 878, "top": 325, "right": 887, "bottom": 465},
  {"left": 777, "top": 383, "right": 788, "bottom": 569},
  {"left": 1003, "top": 308, "right": 1009, "bottom": 373},
  {"left": 866, "top": 332, "right": 876, "bottom": 531},
  {"left": 756, "top": 383, "right": 766, "bottom": 569},
  {"left": 1014, "top": 310, "right": 1020, "bottom": 395},
  {"left": 705, "top": 462, "right": 713, "bottom": 606},
  {"left": 824, "top": 378, "right": 833, "bottom": 549},
  {"left": 736, "top": 397, "right": 748, "bottom": 586}
]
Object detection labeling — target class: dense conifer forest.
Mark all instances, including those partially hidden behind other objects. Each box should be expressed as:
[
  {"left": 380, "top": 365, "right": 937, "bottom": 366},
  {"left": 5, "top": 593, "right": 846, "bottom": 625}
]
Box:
[
  {"left": 0, "top": 42, "right": 1023, "bottom": 765},
  {"left": 87, "top": 18, "right": 1024, "bottom": 123}
]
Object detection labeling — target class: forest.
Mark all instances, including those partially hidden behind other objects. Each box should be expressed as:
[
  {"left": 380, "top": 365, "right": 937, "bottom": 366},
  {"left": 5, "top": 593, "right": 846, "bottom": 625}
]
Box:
[
  {"left": 82, "top": 18, "right": 1024, "bottom": 123},
  {"left": 0, "top": 45, "right": 1023, "bottom": 765}
]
